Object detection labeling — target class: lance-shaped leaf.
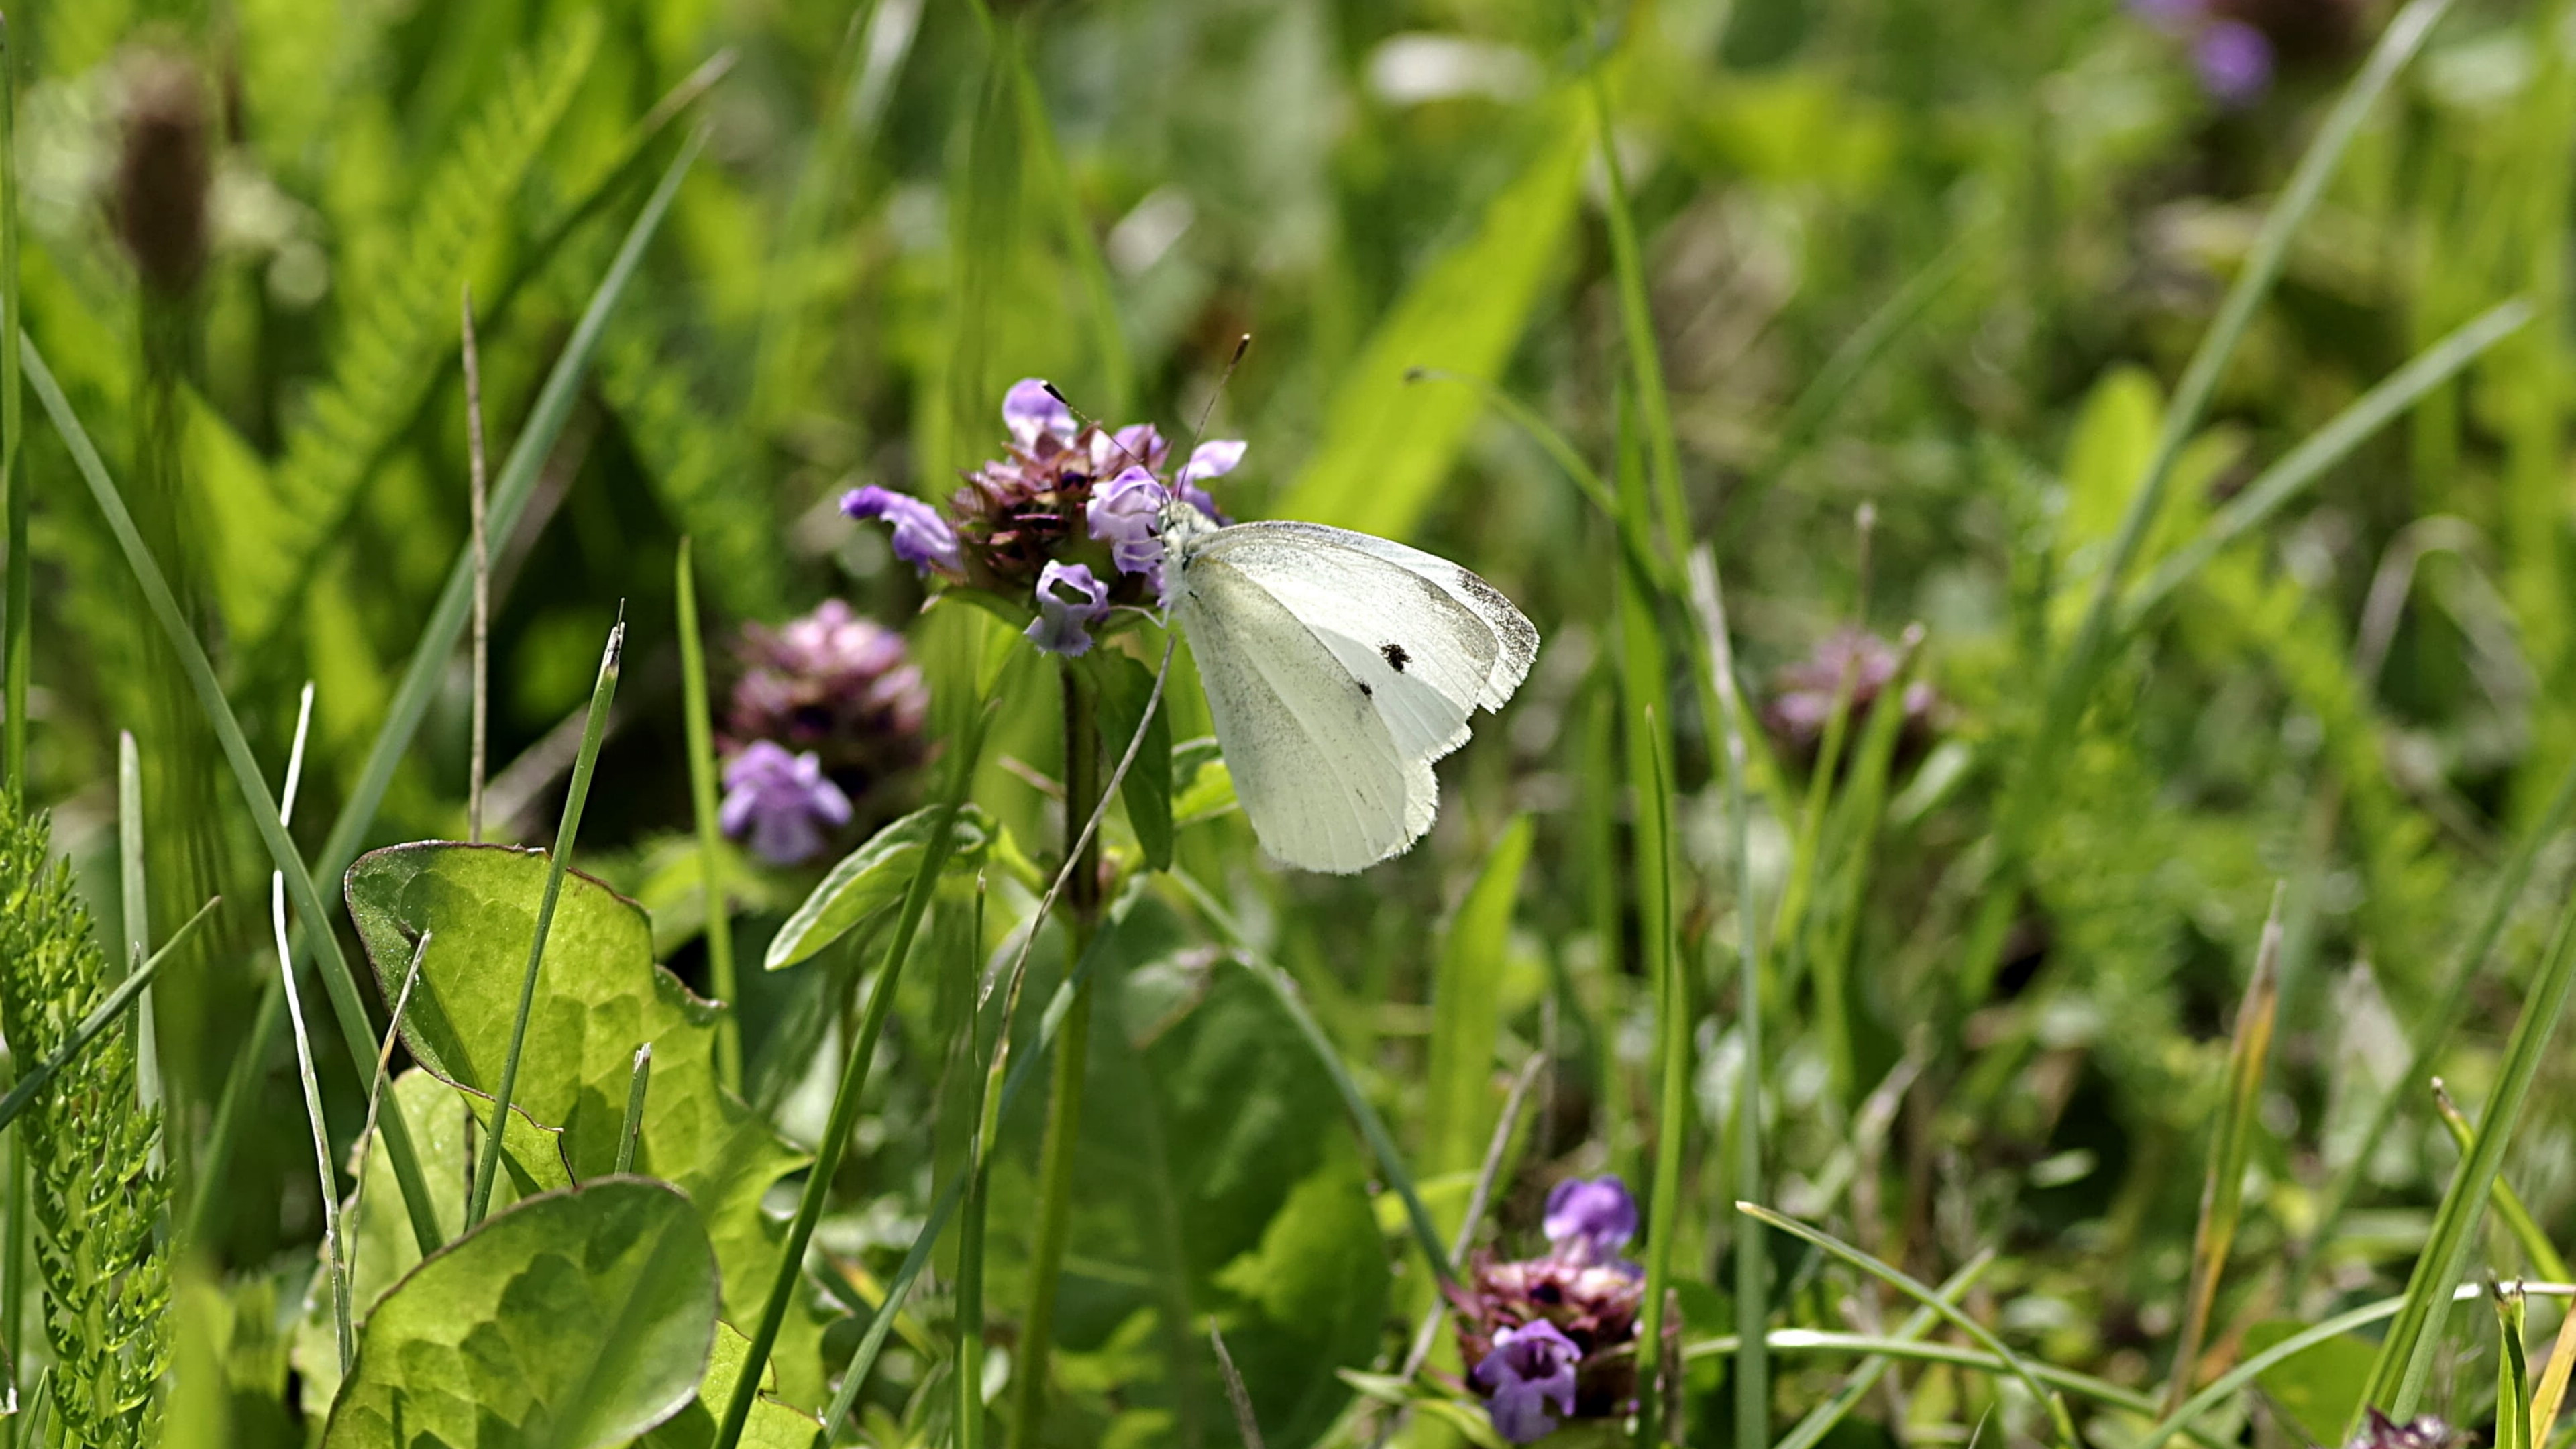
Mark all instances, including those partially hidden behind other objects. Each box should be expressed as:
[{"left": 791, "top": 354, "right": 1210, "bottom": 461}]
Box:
[
  {"left": 319, "top": 1177, "right": 719, "bottom": 1449},
  {"left": 345, "top": 843, "right": 833, "bottom": 1404},
  {"left": 763, "top": 803, "right": 994, "bottom": 969}
]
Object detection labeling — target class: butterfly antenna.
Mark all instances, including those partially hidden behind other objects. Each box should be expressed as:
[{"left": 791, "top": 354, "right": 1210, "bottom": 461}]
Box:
[
  {"left": 1171, "top": 333, "right": 1252, "bottom": 476},
  {"left": 1040, "top": 381, "right": 1156, "bottom": 475}
]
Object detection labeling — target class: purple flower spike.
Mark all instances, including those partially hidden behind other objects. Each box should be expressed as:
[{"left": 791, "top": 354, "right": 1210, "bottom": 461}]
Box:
[
  {"left": 1026, "top": 561, "right": 1109, "bottom": 657},
  {"left": 2194, "top": 20, "right": 2273, "bottom": 106},
  {"left": 720, "top": 741, "right": 855, "bottom": 865},
  {"left": 842, "top": 486, "right": 962, "bottom": 576},
  {"left": 1004, "top": 378, "right": 1077, "bottom": 446},
  {"left": 1086, "top": 466, "right": 1170, "bottom": 588},
  {"left": 1544, "top": 1176, "right": 1640, "bottom": 1271},
  {"left": 1471, "top": 1320, "right": 1580, "bottom": 1443},
  {"left": 1094, "top": 422, "right": 1169, "bottom": 475}
]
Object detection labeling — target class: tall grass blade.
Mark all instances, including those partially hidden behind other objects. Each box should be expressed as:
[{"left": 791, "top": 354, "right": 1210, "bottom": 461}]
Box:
[
  {"left": 466, "top": 616, "right": 623, "bottom": 1230},
  {"left": 1589, "top": 72, "right": 1686, "bottom": 560},
  {"left": 21, "top": 339, "right": 449, "bottom": 1258},
  {"left": 2500, "top": 1284, "right": 2532, "bottom": 1449},
  {"left": 2164, "top": 888, "right": 2286, "bottom": 1414},
  {"left": 2361, "top": 893, "right": 2576, "bottom": 1421},
  {"left": 676, "top": 538, "right": 741, "bottom": 1091},
  {"left": 2430, "top": 1079, "right": 2570, "bottom": 1282},
  {"left": 1770, "top": 1252, "right": 1998, "bottom": 1449},
  {"left": 1741, "top": 1203, "right": 2080, "bottom": 1446},
  {"left": 464, "top": 288, "right": 491, "bottom": 844},
  {"left": 270, "top": 684, "right": 353, "bottom": 1372},
  {"left": 2529, "top": 1299, "right": 2576, "bottom": 1449},
  {"left": 1635, "top": 715, "right": 1687, "bottom": 1449},
  {"left": 117, "top": 731, "right": 162, "bottom": 1153},
  {"left": 1, "top": 11, "right": 23, "bottom": 796}
]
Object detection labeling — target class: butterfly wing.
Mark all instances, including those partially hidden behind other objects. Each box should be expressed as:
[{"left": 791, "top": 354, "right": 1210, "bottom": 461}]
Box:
[{"left": 1173, "top": 549, "right": 1435, "bottom": 873}]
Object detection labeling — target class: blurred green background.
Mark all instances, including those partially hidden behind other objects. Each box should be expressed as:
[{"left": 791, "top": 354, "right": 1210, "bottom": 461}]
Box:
[{"left": 19, "top": 0, "right": 2576, "bottom": 1442}]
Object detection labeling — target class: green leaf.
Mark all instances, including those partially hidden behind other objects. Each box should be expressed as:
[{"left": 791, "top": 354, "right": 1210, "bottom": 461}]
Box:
[
  {"left": 1275, "top": 101, "right": 1588, "bottom": 538},
  {"left": 639, "top": 1322, "right": 823, "bottom": 1449},
  {"left": 2243, "top": 1320, "right": 2374, "bottom": 1447},
  {"left": 344, "top": 843, "right": 834, "bottom": 1406},
  {"left": 1422, "top": 816, "right": 1532, "bottom": 1184},
  {"left": 292, "top": 1069, "right": 577, "bottom": 1415},
  {"left": 1093, "top": 651, "right": 1174, "bottom": 872},
  {"left": 318, "top": 1178, "right": 719, "bottom": 1449},
  {"left": 242, "top": 10, "right": 604, "bottom": 650},
  {"left": 763, "top": 804, "right": 996, "bottom": 970}
]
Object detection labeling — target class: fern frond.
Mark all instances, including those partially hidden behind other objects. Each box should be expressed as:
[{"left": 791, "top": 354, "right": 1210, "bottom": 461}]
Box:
[
  {"left": 597, "top": 320, "right": 787, "bottom": 622},
  {"left": 0, "top": 798, "right": 168, "bottom": 1448},
  {"left": 238, "top": 10, "right": 603, "bottom": 652}
]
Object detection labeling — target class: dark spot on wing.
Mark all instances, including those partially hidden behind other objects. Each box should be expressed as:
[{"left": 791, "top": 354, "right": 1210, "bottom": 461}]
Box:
[
  {"left": 1358, "top": 681, "right": 1373, "bottom": 698},
  {"left": 1381, "top": 643, "right": 1409, "bottom": 672}
]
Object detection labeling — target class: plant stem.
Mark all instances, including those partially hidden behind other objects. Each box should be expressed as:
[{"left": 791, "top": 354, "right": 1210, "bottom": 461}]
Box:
[
  {"left": 272, "top": 684, "right": 354, "bottom": 1372},
  {"left": 1, "top": 11, "right": 24, "bottom": 796},
  {"left": 118, "top": 732, "right": 163, "bottom": 1172},
  {"left": 676, "top": 538, "right": 742, "bottom": 1092},
  {"left": 464, "top": 287, "right": 491, "bottom": 844},
  {"left": 467, "top": 617, "right": 623, "bottom": 1229},
  {"left": 1010, "top": 664, "right": 1104, "bottom": 1449}
]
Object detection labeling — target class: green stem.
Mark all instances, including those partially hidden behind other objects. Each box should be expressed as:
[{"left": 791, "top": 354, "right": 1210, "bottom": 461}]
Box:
[
  {"left": 1, "top": 11, "right": 23, "bottom": 796},
  {"left": 466, "top": 619, "right": 623, "bottom": 1229},
  {"left": 1636, "top": 718, "right": 1684, "bottom": 1449},
  {"left": 676, "top": 539, "right": 743, "bottom": 1093},
  {"left": 1009, "top": 664, "right": 1104, "bottom": 1449}
]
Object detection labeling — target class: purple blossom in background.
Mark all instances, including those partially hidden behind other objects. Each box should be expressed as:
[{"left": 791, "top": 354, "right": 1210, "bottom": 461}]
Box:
[
  {"left": 1470, "top": 1320, "right": 1580, "bottom": 1444},
  {"left": 2194, "top": 20, "right": 2273, "bottom": 105},
  {"left": 1026, "top": 561, "right": 1109, "bottom": 657},
  {"left": 720, "top": 741, "right": 854, "bottom": 865},
  {"left": 1086, "top": 467, "right": 1170, "bottom": 590},
  {"left": 841, "top": 486, "right": 962, "bottom": 576},
  {"left": 1543, "top": 1176, "right": 1639, "bottom": 1270},
  {"left": 1004, "top": 377, "right": 1077, "bottom": 446}
]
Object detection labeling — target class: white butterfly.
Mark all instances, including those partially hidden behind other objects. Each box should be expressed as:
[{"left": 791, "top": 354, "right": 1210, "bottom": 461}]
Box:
[{"left": 1163, "top": 501, "right": 1539, "bottom": 873}]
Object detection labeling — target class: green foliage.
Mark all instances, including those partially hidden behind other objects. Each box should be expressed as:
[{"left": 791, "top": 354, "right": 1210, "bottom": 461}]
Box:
[
  {"left": 317, "top": 1178, "right": 719, "bottom": 1449},
  {"left": 0, "top": 800, "right": 168, "bottom": 1447}
]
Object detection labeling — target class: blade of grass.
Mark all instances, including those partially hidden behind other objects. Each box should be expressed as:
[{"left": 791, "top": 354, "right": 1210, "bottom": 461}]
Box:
[
  {"left": 23, "top": 340, "right": 449, "bottom": 1258},
  {"left": 343, "top": 929, "right": 429, "bottom": 1301},
  {"left": 119, "top": 731, "right": 162, "bottom": 1166},
  {"left": 712, "top": 680, "right": 1010, "bottom": 1449},
  {"left": 1974, "top": 0, "right": 2453, "bottom": 995},
  {"left": 1401, "top": 1052, "right": 1550, "bottom": 1381},
  {"left": 1404, "top": 368, "right": 1670, "bottom": 594},
  {"left": 270, "top": 684, "right": 354, "bottom": 1373},
  {"left": 2361, "top": 890, "right": 2576, "bottom": 1421},
  {"left": 1589, "top": 70, "right": 1685, "bottom": 562},
  {"left": 1, "top": 11, "right": 24, "bottom": 796},
  {"left": 466, "top": 616, "right": 622, "bottom": 1230},
  {"left": 957, "top": 877, "right": 991, "bottom": 1449},
  {"left": 2126, "top": 298, "right": 2534, "bottom": 623},
  {"left": 676, "top": 537, "right": 741, "bottom": 1091},
  {"left": 1770, "top": 1250, "right": 1997, "bottom": 1449},
  {"left": 2530, "top": 1297, "right": 2576, "bottom": 1448},
  {"left": 464, "top": 287, "right": 491, "bottom": 843},
  {"left": 2430, "top": 1079, "right": 2571, "bottom": 1282},
  {"left": 1741, "top": 1203, "right": 2080, "bottom": 1446},
  {"left": 2501, "top": 1284, "right": 2533, "bottom": 1449},
  {"left": 2164, "top": 887, "right": 2286, "bottom": 1415},
  {"left": 0, "top": 893, "right": 213, "bottom": 1138},
  {"left": 2297, "top": 751, "right": 2576, "bottom": 1285},
  {"left": 1210, "top": 1320, "right": 1267, "bottom": 1449},
  {"left": 1636, "top": 713, "right": 1688, "bottom": 1449},
  {"left": 616, "top": 1044, "right": 651, "bottom": 1176}
]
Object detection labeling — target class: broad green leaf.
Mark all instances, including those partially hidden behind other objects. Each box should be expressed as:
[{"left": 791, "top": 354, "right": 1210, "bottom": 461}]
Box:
[
  {"left": 2245, "top": 1320, "right": 2375, "bottom": 1446},
  {"left": 763, "top": 804, "right": 996, "bottom": 969},
  {"left": 345, "top": 843, "right": 834, "bottom": 1406},
  {"left": 1277, "top": 101, "right": 1589, "bottom": 537},
  {"left": 319, "top": 1178, "right": 718, "bottom": 1449},
  {"left": 1093, "top": 651, "right": 1175, "bottom": 871},
  {"left": 293, "top": 1069, "right": 574, "bottom": 1413},
  {"left": 638, "top": 1322, "right": 823, "bottom": 1449}
]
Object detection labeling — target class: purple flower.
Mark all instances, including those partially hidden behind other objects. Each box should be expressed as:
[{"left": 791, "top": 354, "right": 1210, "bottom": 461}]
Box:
[
  {"left": 1086, "top": 466, "right": 1170, "bottom": 587},
  {"left": 1543, "top": 1176, "right": 1639, "bottom": 1270},
  {"left": 720, "top": 741, "right": 854, "bottom": 865},
  {"left": 842, "top": 486, "right": 962, "bottom": 576},
  {"left": 2194, "top": 20, "right": 2273, "bottom": 105},
  {"left": 1026, "top": 561, "right": 1109, "bottom": 657},
  {"left": 1471, "top": 1320, "right": 1580, "bottom": 1444},
  {"left": 1093, "top": 423, "right": 1169, "bottom": 475},
  {"left": 1003, "top": 378, "right": 1077, "bottom": 447},
  {"left": 1174, "top": 439, "right": 1246, "bottom": 519}
]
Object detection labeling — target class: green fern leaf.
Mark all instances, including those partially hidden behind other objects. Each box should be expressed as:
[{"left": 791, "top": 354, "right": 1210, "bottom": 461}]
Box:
[
  {"left": 597, "top": 321, "right": 787, "bottom": 623},
  {"left": 239, "top": 9, "right": 603, "bottom": 651}
]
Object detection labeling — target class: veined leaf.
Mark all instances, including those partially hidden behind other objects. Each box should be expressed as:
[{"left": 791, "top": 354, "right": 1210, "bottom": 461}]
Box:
[
  {"left": 241, "top": 11, "right": 603, "bottom": 650},
  {"left": 317, "top": 1178, "right": 718, "bottom": 1449},
  {"left": 345, "top": 843, "right": 835, "bottom": 1407},
  {"left": 1277, "top": 99, "right": 1587, "bottom": 538}
]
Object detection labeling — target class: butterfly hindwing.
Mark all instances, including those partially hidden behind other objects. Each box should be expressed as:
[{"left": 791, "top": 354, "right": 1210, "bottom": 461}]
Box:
[{"left": 1175, "top": 551, "right": 1436, "bottom": 873}]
